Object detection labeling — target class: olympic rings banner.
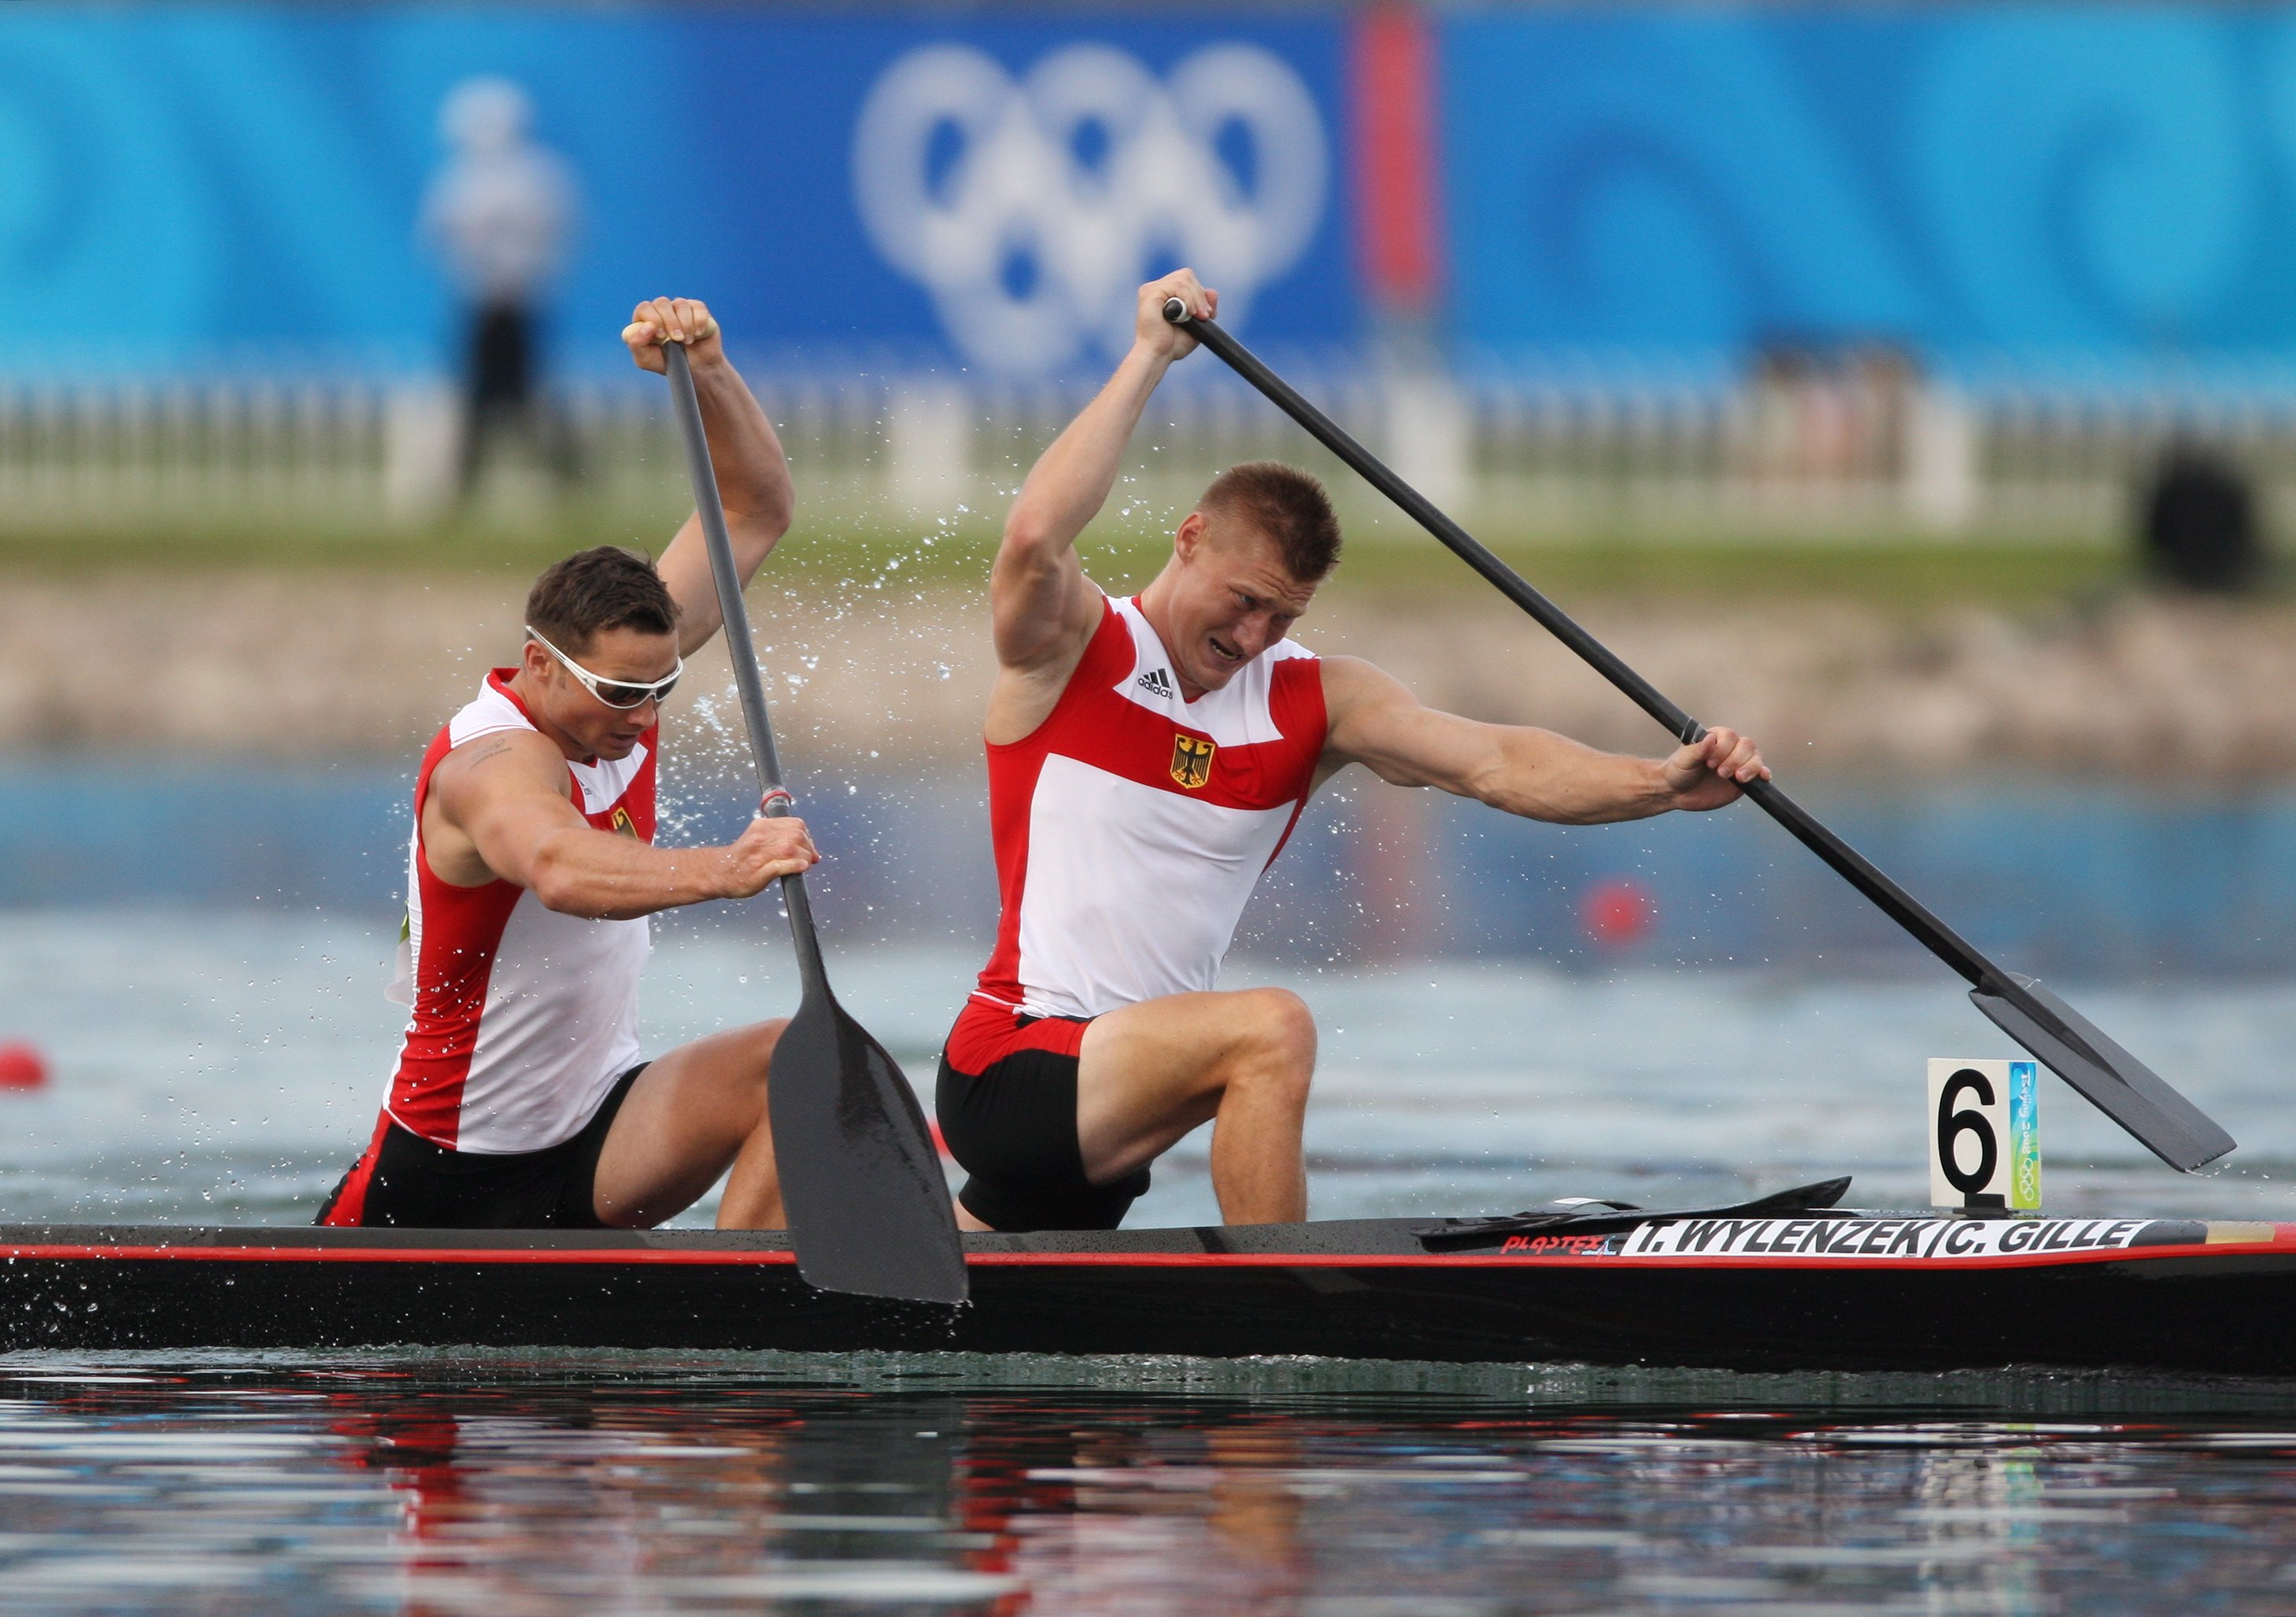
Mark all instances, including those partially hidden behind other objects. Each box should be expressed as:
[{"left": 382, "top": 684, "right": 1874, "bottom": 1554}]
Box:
[
  {"left": 9, "top": 5, "right": 2296, "bottom": 377},
  {"left": 0, "top": 6, "right": 1355, "bottom": 377}
]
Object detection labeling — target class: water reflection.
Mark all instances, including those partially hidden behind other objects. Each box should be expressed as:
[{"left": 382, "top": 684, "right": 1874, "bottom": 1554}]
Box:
[{"left": 1, "top": 1356, "right": 2294, "bottom": 1613}]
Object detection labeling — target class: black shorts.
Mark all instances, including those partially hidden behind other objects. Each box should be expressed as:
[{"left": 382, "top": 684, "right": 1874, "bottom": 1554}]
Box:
[
  {"left": 935, "top": 1008, "right": 1148, "bottom": 1233},
  {"left": 316, "top": 1064, "right": 646, "bottom": 1230}
]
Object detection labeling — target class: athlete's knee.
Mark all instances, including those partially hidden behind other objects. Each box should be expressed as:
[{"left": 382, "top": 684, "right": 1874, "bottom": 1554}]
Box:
[
  {"left": 1236, "top": 988, "right": 1316, "bottom": 1082},
  {"left": 1251, "top": 987, "right": 1316, "bottom": 1053},
  {"left": 732, "top": 1018, "right": 788, "bottom": 1088}
]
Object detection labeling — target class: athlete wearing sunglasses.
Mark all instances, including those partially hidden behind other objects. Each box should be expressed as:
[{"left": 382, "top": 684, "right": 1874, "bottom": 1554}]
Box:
[
  {"left": 320, "top": 297, "right": 824, "bottom": 1245},
  {"left": 526, "top": 623, "right": 683, "bottom": 710}
]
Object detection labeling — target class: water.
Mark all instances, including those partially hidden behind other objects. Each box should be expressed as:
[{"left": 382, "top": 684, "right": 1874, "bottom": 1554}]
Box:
[
  {"left": 9, "top": 767, "right": 2296, "bottom": 1608},
  {"left": 2, "top": 1353, "right": 2296, "bottom": 1614},
  {"left": 5, "top": 909, "right": 2296, "bottom": 1227},
  {"left": 12, "top": 758, "right": 2296, "bottom": 976}
]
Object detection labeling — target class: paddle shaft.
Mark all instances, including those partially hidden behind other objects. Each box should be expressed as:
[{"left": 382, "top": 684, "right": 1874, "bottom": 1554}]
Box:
[
  {"left": 660, "top": 339, "right": 969, "bottom": 1303},
  {"left": 1163, "top": 303, "right": 2002, "bottom": 984},
  {"left": 662, "top": 342, "right": 827, "bottom": 997}
]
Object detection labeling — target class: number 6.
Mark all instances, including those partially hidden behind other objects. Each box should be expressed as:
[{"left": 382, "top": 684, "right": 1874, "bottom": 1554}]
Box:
[{"left": 1937, "top": 1067, "right": 1999, "bottom": 1199}]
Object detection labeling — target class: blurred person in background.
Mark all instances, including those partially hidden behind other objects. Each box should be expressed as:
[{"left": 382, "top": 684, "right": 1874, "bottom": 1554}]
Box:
[
  {"left": 318, "top": 298, "right": 820, "bottom": 1233},
  {"left": 939, "top": 269, "right": 1770, "bottom": 1234},
  {"left": 423, "top": 76, "right": 582, "bottom": 499}
]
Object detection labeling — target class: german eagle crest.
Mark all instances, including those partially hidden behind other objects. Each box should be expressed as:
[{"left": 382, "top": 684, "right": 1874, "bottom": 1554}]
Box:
[{"left": 1169, "top": 733, "right": 1215, "bottom": 789}]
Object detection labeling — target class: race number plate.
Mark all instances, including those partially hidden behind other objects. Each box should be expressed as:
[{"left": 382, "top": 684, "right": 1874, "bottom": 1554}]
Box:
[{"left": 1928, "top": 1058, "right": 2041, "bottom": 1211}]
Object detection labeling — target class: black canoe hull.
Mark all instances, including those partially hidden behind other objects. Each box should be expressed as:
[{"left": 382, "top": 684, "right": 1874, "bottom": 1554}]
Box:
[{"left": 6, "top": 1216, "right": 2295, "bottom": 1375}]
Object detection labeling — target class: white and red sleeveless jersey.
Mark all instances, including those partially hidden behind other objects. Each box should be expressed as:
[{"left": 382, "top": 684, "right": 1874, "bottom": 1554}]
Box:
[
  {"left": 973, "top": 594, "right": 1327, "bottom": 1020},
  {"left": 383, "top": 669, "right": 656, "bottom": 1153}
]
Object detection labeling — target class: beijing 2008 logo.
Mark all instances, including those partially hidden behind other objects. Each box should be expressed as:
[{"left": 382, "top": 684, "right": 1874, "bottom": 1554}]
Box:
[{"left": 853, "top": 43, "right": 1329, "bottom": 374}]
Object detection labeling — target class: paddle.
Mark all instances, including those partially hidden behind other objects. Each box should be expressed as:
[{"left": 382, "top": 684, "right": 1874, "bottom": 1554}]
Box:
[
  {"left": 1418, "top": 1176, "right": 1855, "bottom": 1249},
  {"left": 660, "top": 340, "right": 967, "bottom": 1303},
  {"left": 1163, "top": 298, "right": 2235, "bottom": 1174}
]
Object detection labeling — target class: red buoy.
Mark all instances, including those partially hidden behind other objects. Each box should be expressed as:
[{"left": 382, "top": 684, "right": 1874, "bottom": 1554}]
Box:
[
  {"left": 1581, "top": 878, "right": 1656, "bottom": 948},
  {"left": 0, "top": 1042, "right": 50, "bottom": 1091}
]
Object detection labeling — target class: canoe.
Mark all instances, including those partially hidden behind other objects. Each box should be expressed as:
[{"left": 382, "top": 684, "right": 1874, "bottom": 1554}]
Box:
[{"left": 5, "top": 1209, "right": 2294, "bottom": 1374}]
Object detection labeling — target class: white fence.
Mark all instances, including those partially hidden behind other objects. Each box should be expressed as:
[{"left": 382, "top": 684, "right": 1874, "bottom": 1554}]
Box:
[{"left": 2, "top": 364, "right": 2289, "bottom": 542}]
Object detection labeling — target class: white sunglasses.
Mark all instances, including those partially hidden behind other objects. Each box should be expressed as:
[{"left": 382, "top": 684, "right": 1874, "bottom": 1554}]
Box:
[{"left": 526, "top": 626, "right": 684, "bottom": 710}]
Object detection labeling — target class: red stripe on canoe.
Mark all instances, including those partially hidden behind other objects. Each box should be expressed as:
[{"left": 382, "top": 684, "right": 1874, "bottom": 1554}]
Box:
[{"left": 0, "top": 1241, "right": 2290, "bottom": 1271}]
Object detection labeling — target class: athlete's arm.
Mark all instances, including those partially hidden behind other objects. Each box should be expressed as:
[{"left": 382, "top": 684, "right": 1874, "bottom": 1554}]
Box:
[
  {"left": 425, "top": 730, "right": 819, "bottom": 920},
  {"left": 623, "top": 298, "right": 796, "bottom": 657},
  {"left": 990, "top": 272, "right": 1218, "bottom": 677},
  {"left": 1317, "top": 656, "right": 1769, "bottom": 823}
]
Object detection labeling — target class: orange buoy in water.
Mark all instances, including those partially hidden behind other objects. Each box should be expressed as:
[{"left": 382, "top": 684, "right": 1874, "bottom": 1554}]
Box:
[
  {"left": 0, "top": 1042, "right": 49, "bottom": 1091},
  {"left": 1581, "top": 878, "right": 1656, "bottom": 948}
]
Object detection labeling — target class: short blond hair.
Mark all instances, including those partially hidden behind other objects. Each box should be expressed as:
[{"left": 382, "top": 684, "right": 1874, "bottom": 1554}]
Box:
[{"left": 1196, "top": 462, "right": 1342, "bottom": 581}]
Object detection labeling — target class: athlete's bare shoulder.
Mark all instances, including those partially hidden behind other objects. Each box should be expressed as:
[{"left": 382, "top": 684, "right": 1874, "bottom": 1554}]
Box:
[
  {"left": 1317, "top": 655, "right": 1429, "bottom": 763},
  {"left": 422, "top": 728, "right": 577, "bottom": 888},
  {"left": 989, "top": 533, "right": 1104, "bottom": 675},
  {"left": 983, "top": 580, "right": 1109, "bottom": 745},
  {"left": 430, "top": 728, "right": 571, "bottom": 820},
  {"left": 1318, "top": 655, "right": 1414, "bottom": 718}
]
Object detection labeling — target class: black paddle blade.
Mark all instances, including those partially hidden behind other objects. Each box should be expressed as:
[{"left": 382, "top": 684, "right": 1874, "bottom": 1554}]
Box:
[
  {"left": 768, "top": 991, "right": 968, "bottom": 1304},
  {"left": 1970, "top": 974, "right": 2235, "bottom": 1172},
  {"left": 1418, "top": 1177, "right": 1855, "bottom": 1249}
]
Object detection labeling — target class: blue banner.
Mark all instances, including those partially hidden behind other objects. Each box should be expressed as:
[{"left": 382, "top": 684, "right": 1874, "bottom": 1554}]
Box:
[
  {"left": 0, "top": 6, "right": 1353, "bottom": 376},
  {"left": 21, "top": 5, "right": 2296, "bottom": 378},
  {"left": 1441, "top": 8, "right": 2296, "bottom": 369}
]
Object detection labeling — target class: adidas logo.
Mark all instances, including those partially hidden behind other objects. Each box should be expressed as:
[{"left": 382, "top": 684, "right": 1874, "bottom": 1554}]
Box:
[{"left": 1134, "top": 668, "right": 1175, "bottom": 698}]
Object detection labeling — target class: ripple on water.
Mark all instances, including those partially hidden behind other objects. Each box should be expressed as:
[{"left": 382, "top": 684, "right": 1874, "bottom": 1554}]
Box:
[{"left": 0, "top": 1352, "right": 2286, "bottom": 1612}]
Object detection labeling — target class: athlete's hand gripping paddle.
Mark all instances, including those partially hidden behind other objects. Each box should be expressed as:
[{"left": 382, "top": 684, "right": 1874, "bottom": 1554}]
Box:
[
  {"left": 1163, "top": 298, "right": 2235, "bottom": 1175},
  {"left": 661, "top": 341, "right": 967, "bottom": 1304}
]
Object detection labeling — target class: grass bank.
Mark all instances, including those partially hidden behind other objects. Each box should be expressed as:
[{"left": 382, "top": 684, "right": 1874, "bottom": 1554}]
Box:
[
  {"left": 6, "top": 544, "right": 2293, "bottom": 774},
  {"left": 0, "top": 511, "right": 2174, "bottom": 608}
]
